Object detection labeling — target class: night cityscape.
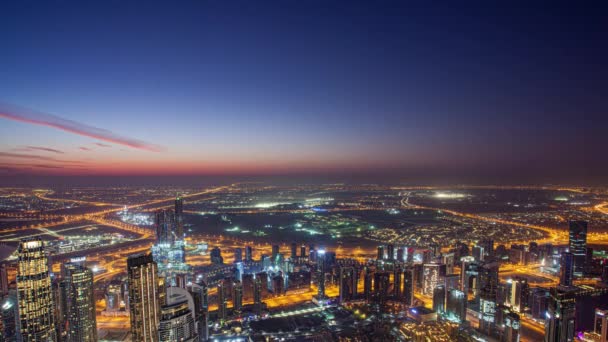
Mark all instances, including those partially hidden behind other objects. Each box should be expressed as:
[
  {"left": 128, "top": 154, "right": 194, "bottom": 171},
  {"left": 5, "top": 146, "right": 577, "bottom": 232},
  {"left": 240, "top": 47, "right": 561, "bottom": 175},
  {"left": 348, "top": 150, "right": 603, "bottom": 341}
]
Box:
[{"left": 1, "top": 2, "right": 607, "bottom": 342}]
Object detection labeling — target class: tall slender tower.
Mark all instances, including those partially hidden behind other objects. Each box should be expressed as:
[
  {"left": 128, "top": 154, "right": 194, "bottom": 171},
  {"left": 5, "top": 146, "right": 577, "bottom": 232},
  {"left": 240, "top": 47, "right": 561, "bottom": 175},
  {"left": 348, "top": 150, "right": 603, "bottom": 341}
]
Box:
[
  {"left": 128, "top": 253, "right": 162, "bottom": 342},
  {"left": 16, "top": 238, "right": 57, "bottom": 342},
  {"left": 63, "top": 262, "right": 97, "bottom": 342},
  {"left": 569, "top": 221, "right": 587, "bottom": 276},
  {"left": 175, "top": 195, "right": 184, "bottom": 240}
]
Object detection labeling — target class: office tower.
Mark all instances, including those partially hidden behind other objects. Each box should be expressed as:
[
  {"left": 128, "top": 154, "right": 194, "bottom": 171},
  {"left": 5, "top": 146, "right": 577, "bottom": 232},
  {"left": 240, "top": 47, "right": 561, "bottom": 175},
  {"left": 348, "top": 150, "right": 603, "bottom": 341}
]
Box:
[
  {"left": 373, "top": 271, "right": 390, "bottom": 306},
  {"left": 63, "top": 262, "right": 97, "bottom": 342},
  {"left": 233, "top": 280, "right": 243, "bottom": 315},
  {"left": 245, "top": 246, "right": 253, "bottom": 262},
  {"left": 387, "top": 244, "right": 395, "bottom": 261},
  {"left": 397, "top": 247, "right": 405, "bottom": 262},
  {"left": 364, "top": 267, "right": 373, "bottom": 302},
  {"left": 473, "top": 245, "right": 485, "bottom": 262},
  {"left": 316, "top": 250, "right": 326, "bottom": 299},
  {"left": 234, "top": 248, "right": 242, "bottom": 263},
  {"left": 16, "top": 239, "right": 56, "bottom": 342},
  {"left": 393, "top": 268, "right": 402, "bottom": 299},
  {"left": 291, "top": 243, "right": 297, "bottom": 259},
  {"left": 479, "top": 262, "right": 500, "bottom": 334},
  {"left": 432, "top": 285, "right": 446, "bottom": 313},
  {"left": 442, "top": 253, "right": 455, "bottom": 274},
  {"left": 105, "top": 283, "right": 122, "bottom": 312},
  {"left": 210, "top": 247, "right": 223, "bottom": 265},
  {"left": 155, "top": 209, "right": 175, "bottom": 245},
  {"left": 159, "top": 287, "right": 197, "bottom": 342},
  {"left": 339, "top": 267, "right": 356, "bottom": 303},
  {"left": 560, "top": 252, "right": 574, "bottom": 286},
  {"left": 569, "top": 220, "right": 587, "bottom": 276},
  {"left": 377, "top": 245, "right": 385, "bottom": 260},
  {"left": 217, "top": 280, "right": 227, "bottom": 324},
  {"left": 446, "top": 289, "right": 467, "bottom": 323},
  {"left": 127, "top": 253, "right": 163, "bottom": 342},
  {"left": 529, "top": 288, "right": 550, "bottom": 320},
  {"left": 300, "top": 245, "right": 306, "bottom": 258},
  {"left": 445, "top": 274, "right": 460, "bottom": 292},
  {"left": 0, "top": 263, "right": 9, "bottom": 295},
  {"left": 510, "top": 277, "right": 529, "bottom": 313},
  {"left": 503, "top": 311, "right": 521, "bottom": 342},
  {"left": 174, "top": 195, "right": 184, "bottom": 239},
  {"left": 481, "top": 239, "right": 495, "bottom": 258},
  {"left": 545, "top": 288, "right": 576, "bottom": 342},
  {"left": 272, "top": 245, "right": 280, "bottom": 264},
  {"left": 422, "top": 263, "right": 446, "bottom": 296},
  {"left": 460, "top": 256, "right": 478, "bottom": 295},
  {"left": 189, "top": 282, "right": 208, "bottom": 341},
  {"left": 594, "top": 308, "right": 608, "bottom": 342},
  {"left": 403, "top": 268, "right": 414, "bottom": 306},
  {"left": 0, "top": 293, "right": 19, "bottom": 341},
  {"left": 254, "top": 275, "right": 263, "bottom": 315}
]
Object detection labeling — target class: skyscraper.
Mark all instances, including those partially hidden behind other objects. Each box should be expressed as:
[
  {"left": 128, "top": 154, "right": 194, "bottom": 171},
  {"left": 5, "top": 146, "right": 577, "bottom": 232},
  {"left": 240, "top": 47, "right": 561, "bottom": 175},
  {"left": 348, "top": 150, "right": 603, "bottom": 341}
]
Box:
[
  {"left": 63, "top": 262, "right": 97, "bottom": 342},
  {"left": 16, "top": 238, "right": 56, "bottom": 342},
  {"left": 316, "top": 250, "right": 326, "bottom": 299},
  {"left": 245, "top": 246, "right": 253, "bottom": 262},
  {"left": 560, "top": 252, "right": 574, "bottom": 287},
  {"left": 432, "top": 285, "right": 446, "bottom": 314},
  {"left": 233, "top": 280, "right": 243, "bottom": 315},
  {"left": 569, "top": 220, "right": 587, "bottom": 276},
  {"left": 234, "top": 248, "right": 242, "bottom": 263},
  {"left": 593, "top": 308, "right": 608, "bottom": 342},
  {"left": 159, "top": 287, "right": 197, "bottom": 342},
  {"left": 339, "top": 266, "right": 356, "bottom": 303},
  {"left": 290, "top": 243, "right": 297, "bottom": 259},
  {"left": 377, "top": 245, "right": 385, "bottom": 260},
  {"left": 174, "top": 195, "right": 184, "bottom": 240},
  {"left": 446, "top": 289, "right": 467, "bottom": 323},
  {"left": 254, "top": 275, "right": 263, "bottom": 315},
  {"left": 217, "top": 280, "right": 228, "bottom": 324},
  {"left": 422, "top": 263, "right": 446, "bottom": 296},
  {"left": 155, "top": 209, "right": 175, "bottom": 245},
  {"left": 545, "top": 288, "right": 576, "bottom": 342},
  {"left": 403, "top": 268, "right": 414, "bottom": 306},
  {"left": 128, "top": 253, "right": 163, "bottom": 342}
]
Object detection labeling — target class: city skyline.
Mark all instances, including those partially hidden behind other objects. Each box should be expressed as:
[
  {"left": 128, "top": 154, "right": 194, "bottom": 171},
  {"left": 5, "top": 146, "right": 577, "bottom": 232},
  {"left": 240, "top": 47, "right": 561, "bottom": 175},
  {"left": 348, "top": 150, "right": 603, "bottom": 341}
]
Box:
[{"left": 1, "top": 2, "right": 607, "bottom": 185}]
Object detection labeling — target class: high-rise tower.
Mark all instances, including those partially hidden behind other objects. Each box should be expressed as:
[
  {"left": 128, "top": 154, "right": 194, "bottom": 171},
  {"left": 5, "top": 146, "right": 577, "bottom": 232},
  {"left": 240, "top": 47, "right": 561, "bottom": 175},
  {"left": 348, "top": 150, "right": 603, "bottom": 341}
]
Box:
[
  {"left": 16, "top": 238, "right": 57, "bottom": 342},
  {"left": 128, "top": 253, "right": 163, "bottom": 342},
  {"left": 63, "top": 262, "right": 97, "bottom": 342},
  {"left": 569, "top": 221, "right": 587, "bottom": 276}
]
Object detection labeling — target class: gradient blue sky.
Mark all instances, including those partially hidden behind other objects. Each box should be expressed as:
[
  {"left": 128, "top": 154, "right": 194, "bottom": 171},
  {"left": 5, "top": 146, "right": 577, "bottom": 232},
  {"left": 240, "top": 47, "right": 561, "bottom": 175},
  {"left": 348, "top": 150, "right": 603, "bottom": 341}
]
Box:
[{"left": 0, "top": 1, "right": 606, "bottom": 184}]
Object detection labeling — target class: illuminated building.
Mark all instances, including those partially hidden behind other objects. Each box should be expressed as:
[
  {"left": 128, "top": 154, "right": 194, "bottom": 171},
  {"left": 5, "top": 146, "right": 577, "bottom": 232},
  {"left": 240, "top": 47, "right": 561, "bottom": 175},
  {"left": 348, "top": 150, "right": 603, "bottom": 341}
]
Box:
[
  {"left": 569, "top": 220, "right": 587, "bottom": 276},
  {"left": 104, "top": 283, "right": 123, "bottom": 312},
  {"left": 593, "top": 308, "right": 608, "bottom": 342},
  {"left": 397, "top": 247, "right": 404, "bottom": 262},
  {"left": 234, "top": 248, "right": 242, "bottom": 263},
  {"left": 338, "top": 266, "right": 356, "bottom": 303},
  {"left": 210, "top": 247, "right": 223, "bottom": 265},
  {"left": 300, "top": 245, "right": 306, "bottom": 258},
  {"left": 377, "top": 245, "right": 385, "bottom": 260},
  {"left": 128, "top": 253, "right": 163, "bottom": 342},
  {"left": 315, "top": 250, "right": 327, "bottom": 300},
  {"left": 446, "top": 289, "right": 466, "bottom": 323},
  {"left": 272, "top": 245, "right": 279, "bottom": 265},
  {"left": 290, "top": 243, "right": 297, "bottom": 259},
  {"left": 393, "top": 268, "right": 402, "bottom": 299},
  {"left": 16, "top": 238, "right": 56, "bottom": 342},
  {"left": 478, "top": 262, "right": 499, "bottom": 334},
  {"left": 159, "top": 287, "right": 197, "bottom": 342},
  {"left": 560, "top": 252, "right": 574, "bottom": 286},
  {"left": 364, "top": 267, "right": 373, "bottom": 302},
  {"left": 233, "top": 280, "right": 243, "bottom": 315},
  {"left": 473, "top": 245, "right": 485, "bottom": 262},
  {"left": 422, "top": 263, "right": 446, "bottom": 296},
  {"left": 174, "top": 196, "right": 184, "bottom": 240},
  {"left": 254, "top": 275, "right": 263, "bottom": 315},
  {"left": 545, "top": 288, "right": 576, "bottom": 342},
  {"left": 0, "top": 293, "right": 19, "bottom": 341},
  {"left": 503, "top": 311, "right": 521, "bottom": 342},
  {"left": 403, "top": 267, "right": 414, "bottom": 306},
  {"left": 433, "top": 285, "right": 446, "bottom": 314},
  {"left": 189, "top": 282, "right": 208, "bottom": 340},
  {"left": 155, "top": 209, "right": 175, "bottom": 245},
  {"left": 217, "top": 280, "right": 227, "bottom": 324},
  {"left": 460, "top": 256, "right": 478, "bottom": 295},
  {"left": 509, "top": 277, "right": 529, "bottom": 313},
  {"left": 373, "top": 271, "right": 390, "bottom": 306},
  {"left": 245, "top": 246, "right": 253, "bottom": 262},
  {"left": 387, "top": 244, "right": 394, "bottom": 261},
  {"left": 63, "top": 262, "right": 97, "bottom": 342}
]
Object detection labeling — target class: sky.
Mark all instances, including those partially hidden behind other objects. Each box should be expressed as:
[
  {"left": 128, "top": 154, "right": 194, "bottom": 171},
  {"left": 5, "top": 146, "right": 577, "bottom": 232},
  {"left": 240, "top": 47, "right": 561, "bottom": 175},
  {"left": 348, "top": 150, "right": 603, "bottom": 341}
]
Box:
[{"left": 0, "top": 1, "right": 607, "bottom": 185}]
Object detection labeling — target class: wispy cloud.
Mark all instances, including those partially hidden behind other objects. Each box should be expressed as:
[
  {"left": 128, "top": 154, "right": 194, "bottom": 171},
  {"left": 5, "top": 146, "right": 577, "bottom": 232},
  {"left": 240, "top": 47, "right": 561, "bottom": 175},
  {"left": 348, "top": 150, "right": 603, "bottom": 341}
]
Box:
[
  {"left": 0, "top": 103, "right": 164, "bottom": 152},
  {"left": 94, "top": 142, "right": 112, "bottom": 148},
  {"left": 79, "top": 146, "right": 92, "bottom": 151},
  {"left": 0, "top": 152, "right": 85, "bottom": 165},
  {"left": 12, "top": 146, "right": 65, "bottom": 154}
]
